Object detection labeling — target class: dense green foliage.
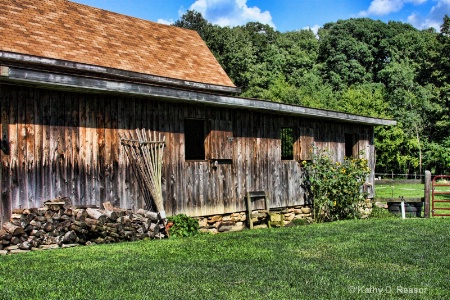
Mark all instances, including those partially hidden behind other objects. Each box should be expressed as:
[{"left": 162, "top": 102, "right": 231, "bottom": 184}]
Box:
[
  {"left": 0, "top": 219, "right": 448, "bottom": 299},
  {"left": 167, "top": 214, "right": 199, "bottom": 237},
  {"left": 303, "top": 149, "right": 370, "bottom": 222},
  {"left": 176, "top": 12, "right": 450, "bottom": 175}
]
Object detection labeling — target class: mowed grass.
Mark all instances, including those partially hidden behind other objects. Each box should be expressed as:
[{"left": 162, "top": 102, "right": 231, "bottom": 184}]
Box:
[
  {"left": 375, "top": 183, "right": 450, "bottom": 215},
  {"left": 375, "top": 183, "right": 425, "bottom": 199},
  {"left": 1, "top": 218, "right": 449, "bottom": 299}
]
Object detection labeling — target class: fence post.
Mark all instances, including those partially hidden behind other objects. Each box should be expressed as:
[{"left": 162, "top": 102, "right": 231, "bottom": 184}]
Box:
[
  {"left": 401, "top": 200, "right": 406, "bottom": 219},
  {"left": 424, "top": 170, "right": 431, "bottom": 218}
]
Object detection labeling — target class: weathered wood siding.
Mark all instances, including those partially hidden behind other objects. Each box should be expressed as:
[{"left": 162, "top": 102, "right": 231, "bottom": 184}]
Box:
[{"left": 0, "top": 83, "right": 375, "bottom": 223}]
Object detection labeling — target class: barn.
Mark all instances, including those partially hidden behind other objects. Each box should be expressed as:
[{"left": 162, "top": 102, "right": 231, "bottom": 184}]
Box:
[{"left": 0, "top": 0, "right": 395, "bottom": 225}]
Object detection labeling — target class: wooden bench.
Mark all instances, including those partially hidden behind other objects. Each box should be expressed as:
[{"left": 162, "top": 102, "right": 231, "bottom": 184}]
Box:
[{"left": 246, "top": 191, "right": 286, "bottom": 229}]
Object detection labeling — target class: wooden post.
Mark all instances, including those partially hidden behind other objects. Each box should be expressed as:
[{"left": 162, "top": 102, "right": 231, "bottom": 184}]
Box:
[
  {"left": 246, "top": 193, "right": 253, "bottom": 229},
  {"left": 424, "top": 170, "right": 431, "bottom": 218}
]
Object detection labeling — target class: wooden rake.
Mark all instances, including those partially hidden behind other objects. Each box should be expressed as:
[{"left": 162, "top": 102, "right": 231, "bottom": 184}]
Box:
[{"left": 120, "top": 129, "right": 166, "bottom": 218}]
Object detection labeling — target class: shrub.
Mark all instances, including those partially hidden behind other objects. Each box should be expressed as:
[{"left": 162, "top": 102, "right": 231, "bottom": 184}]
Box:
[
  {"left": 370, "top": 205, "right": 397, "bottom": 219},
  {"left": 167, "top": 214, "right": 200, "bottom": 237},
  {"left": 292, "top": 218, "right": 309, "bottom": 226},
  {"left": 303, "top": 148, "right": 370, "bottom": 222}
]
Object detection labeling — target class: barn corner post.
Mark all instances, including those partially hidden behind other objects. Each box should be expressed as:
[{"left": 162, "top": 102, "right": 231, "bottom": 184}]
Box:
[{"left": 424, "top": 170, "right": 431, "bottom": 218}]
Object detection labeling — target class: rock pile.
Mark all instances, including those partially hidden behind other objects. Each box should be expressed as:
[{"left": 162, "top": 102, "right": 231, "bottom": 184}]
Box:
[{"left": 197, "top": 206, "right": 313, "bottom": 234}]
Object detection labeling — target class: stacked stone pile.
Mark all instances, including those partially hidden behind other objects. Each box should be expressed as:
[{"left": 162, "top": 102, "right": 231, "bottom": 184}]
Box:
[{"left": 197, "top": 206, "right": 313, "bottom": 234}]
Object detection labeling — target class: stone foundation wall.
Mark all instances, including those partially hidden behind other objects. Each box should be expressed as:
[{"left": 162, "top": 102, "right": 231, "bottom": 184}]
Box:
[
  {"left": 197, "top": 206, "right": 313, "bottom": 234},
  {"left": 358, "top": 200, "right": 373, "bottom": 218},
  {"left": 196, "top": 201, "right": 373, "bottom": 233}
]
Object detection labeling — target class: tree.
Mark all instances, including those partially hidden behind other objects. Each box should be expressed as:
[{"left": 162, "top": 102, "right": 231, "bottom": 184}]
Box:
[
  {"left": 318, "top": 19, "right": 392, "bottom": 90},
  {"left": 276, "top": 30, "right": 319, "bottom": 84},
  {"left": 207, "top": 26, "right": 257, "bottom": 89},
  {"left": 423, "top": 138, "right": 450, "bottom": 174},
  {"left": 173, "top": 10, "right": 211, "bottom": 41},
  {"left": 337, "top": 83, "right": 388, "bottom": 118}
]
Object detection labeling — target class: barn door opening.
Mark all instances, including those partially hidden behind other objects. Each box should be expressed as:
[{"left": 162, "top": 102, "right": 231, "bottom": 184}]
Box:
[{"left": 120, "top": 129, "right": 166, "bottom": 217}]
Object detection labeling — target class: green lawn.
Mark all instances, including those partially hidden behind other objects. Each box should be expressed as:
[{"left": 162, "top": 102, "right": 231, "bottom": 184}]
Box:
[
  {"left": 1, "top": 218, "right": 449, "bottom": 299},
  {"left": 375, "top": 183, "right": 425, "bottom": 199}
]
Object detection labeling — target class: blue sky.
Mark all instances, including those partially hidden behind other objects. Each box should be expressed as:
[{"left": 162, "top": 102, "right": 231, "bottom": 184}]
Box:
[{"left": 71, "top": 0, "right": 450, "bottom": 33}]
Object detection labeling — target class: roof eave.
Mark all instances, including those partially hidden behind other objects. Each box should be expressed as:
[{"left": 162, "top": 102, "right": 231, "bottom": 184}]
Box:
[{"left": 0, "top": 65, "right": 396, "bottom": 127}]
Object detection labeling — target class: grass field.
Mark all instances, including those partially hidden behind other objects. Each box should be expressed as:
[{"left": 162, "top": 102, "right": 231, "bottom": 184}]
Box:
[
  {"left": 375, "top": 183, "right": 450, "bottom": 216},
  {"left": 375, "top": 183, "right": 425, "bottom": 199},
  {"left": 0, "top": 218, "right": 449, "bottom": 299}
]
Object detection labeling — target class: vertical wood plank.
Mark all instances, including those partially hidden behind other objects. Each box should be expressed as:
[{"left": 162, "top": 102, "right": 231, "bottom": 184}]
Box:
[
  {"left": 66, "top": 92, "right": 80, "bottom": 204},
  {"left": 58, "top": 93, "right": 67, "bottom": 200},
  {"left": 0, "top": 84, "right": 11, "bottom": 224},
  {"left": 132, "top": 98, "right": 143, "bottom": 209},
  {"left": 54, "top": 90, "right": 67, "bottom": 199},
  {"left": 174, "top": 107, "right": 184, "bottom": 216},
  {"left": 78, "top": 94, "right": 87, "bottom": 205},
  {"left": 0, "top": 85, "right": 3, "bottom": 222},
  {"left": 169, "top": 105, "right": 179, "bottom": 214},
  {"left": 96, "top": 96, "right": 106, "bottom": 208},
  {"left": 110, "top": 97, "right": 120, "bottom": 207},
  {"left": 48, "top": 91, "right": 59, "bottom": 198},
  {"left": 9, "top": 86, "right": 19, "bottom": 211},
  {"left": 233, "top": 111, "right": 242, "bottom": 212},
  {"left": 63, "top": 93, "right": 73, "bottom": 204},
  {"left": 117, "top": 97, "right": 135, "bottom": 210},
  {"left": 255, "top": 114, "right": 262, "bottom": 193},
  {"left": 33, "top": 90, "right": 44, "bottom": 206},
  {"left": 117, "top": 97, "right": 127, "bottom": 209},
  {"left": 34, "top": 91, "right": 50, "bottom": 206},
  {"left": 17, "top": 88, "right": 28, "bottom": 208},
  {"left": 103, "top": 95, "right": 114, "bottom": 205},
  {"left": 298, "top": 127, "right": 314, "bottom": 161},
  {"left": 26, "top": 87, "right": 36, "bottom": 208},
  {"left": 85, "top": 96, "right": 96, "bottom": 205},
  {"left": 159, "top": 101, "right": 171, "bottom": 213}
]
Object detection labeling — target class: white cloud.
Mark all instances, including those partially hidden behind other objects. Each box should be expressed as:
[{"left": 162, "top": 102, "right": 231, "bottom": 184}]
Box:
[
  {"left": 407, "top": 0, "right": 450, "bottom": 31},
  {"left": 303, "top": 24, "right": 321, "bottom": 36},
  {"left": 188, "top": 0, "right": 275, "bottom": 28},
  {"left": 157, "top": 18, "right": 174, "bottom": 25},
  {"left": 407, "top": 12, "right": 419, "bottom": 23},
  {"left": 190, "top": 0, "right": 208, "bottom": 15},
  {"left": 358, "top": 0, "right": 404, "bottom": 16},
  {"left": 358, "top": 0, "right": 428, "bottom": 17}
]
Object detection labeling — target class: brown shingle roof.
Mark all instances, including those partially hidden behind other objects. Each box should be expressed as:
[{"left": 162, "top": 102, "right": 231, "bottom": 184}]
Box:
[{"left": 0, "top": 0, "right": 236, "bottom": 87}]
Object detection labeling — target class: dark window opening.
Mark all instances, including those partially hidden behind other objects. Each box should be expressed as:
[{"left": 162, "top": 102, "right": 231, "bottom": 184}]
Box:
[
  {"left": 185, "top": 119, "right": 206, "bottom": 160},
  {"left": 345, "top": 133, "right": 358, "bottom": 158},
  {"left": 281, "top": 127, "right": 294, "bottom": 160}
]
